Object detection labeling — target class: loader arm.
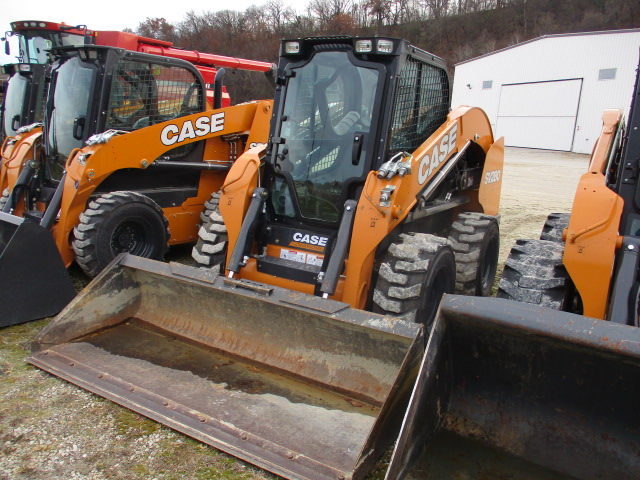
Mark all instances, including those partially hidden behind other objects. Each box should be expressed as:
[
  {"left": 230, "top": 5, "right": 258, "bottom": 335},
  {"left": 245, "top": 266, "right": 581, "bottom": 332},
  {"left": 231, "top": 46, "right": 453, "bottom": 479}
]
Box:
[
  {"left": 563, "top": 109, "right": 625, "bottom": 319},
  {"left": 53, "top": 100, "right": 272, "bottom": 266},
  {"left": 0, "top": 127, "right": 42, "bottom": 206}
]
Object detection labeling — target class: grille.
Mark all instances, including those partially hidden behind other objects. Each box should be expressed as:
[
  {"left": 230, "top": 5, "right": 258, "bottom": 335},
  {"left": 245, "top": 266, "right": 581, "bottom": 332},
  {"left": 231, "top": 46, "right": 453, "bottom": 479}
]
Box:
[{"left": 389, "top": 57, "right": 449, "bottom": 155}]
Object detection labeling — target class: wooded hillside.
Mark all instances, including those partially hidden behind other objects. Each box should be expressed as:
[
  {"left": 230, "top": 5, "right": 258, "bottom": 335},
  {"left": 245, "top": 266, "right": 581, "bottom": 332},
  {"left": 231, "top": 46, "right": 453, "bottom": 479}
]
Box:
[{"left": 131, "top": 0, "right": 640, "bottom": 102}]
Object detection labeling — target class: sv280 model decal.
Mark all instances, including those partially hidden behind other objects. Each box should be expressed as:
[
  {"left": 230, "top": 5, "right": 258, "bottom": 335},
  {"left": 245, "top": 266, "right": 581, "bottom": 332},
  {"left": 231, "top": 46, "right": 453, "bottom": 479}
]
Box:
[
  {"left": 160, "top": 112, "right": 225, "bottom": 146},
  {"left": 484, "top": 169, "right": 501, "bottom": 185}
]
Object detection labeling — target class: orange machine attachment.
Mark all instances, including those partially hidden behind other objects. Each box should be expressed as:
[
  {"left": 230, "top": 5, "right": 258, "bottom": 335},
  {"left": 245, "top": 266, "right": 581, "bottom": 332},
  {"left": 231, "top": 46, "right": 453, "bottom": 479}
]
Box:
[{"left": 0, "top": 124, "right": 41, "bottom": 215}]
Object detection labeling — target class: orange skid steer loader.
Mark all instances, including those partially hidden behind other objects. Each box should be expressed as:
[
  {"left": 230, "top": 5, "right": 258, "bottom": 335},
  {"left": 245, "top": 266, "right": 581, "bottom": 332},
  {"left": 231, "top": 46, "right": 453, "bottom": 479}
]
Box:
[
  {"left": 0, "top": 44, "right": 272, "bottom": 327},
  {"left": 30, "top": 37, "right": 503, "bottom": 480},
  {"left": 384, "top": 62, "right": 640, "bottom": 479}
]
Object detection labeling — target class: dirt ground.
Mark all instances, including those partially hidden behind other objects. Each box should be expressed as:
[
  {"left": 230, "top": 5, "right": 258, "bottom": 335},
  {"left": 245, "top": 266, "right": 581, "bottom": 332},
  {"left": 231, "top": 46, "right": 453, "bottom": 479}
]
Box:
[{"left": 0, "top": 147, "right": 589, "bottom": 480}]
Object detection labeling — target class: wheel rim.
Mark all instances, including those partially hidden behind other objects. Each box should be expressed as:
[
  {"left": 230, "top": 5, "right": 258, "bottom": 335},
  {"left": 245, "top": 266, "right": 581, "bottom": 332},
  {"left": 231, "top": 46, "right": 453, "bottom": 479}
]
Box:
[
  {"left": 481, "top": 234, "right": 499, "bottom": 293},
  {"left": 111, "top": 220, "right": 154, "bottom": 257}
]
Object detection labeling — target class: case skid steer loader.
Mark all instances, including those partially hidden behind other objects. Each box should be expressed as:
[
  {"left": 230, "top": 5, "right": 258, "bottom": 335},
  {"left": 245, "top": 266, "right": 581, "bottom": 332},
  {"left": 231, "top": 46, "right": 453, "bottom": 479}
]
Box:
[
  {"left": 1, "top": 21, "right": 274, "bottom": 203},
  {"left": 29, "top": 37, "right": 503, "bottom": 480},
  {"left": 382, "top": 64, "right": 640, "bottom": 479},
  {"left": 0, "top": 20, "right": 273, "bottom": 210},
  {"left": 0, "top": 44, "right": 273, "bottom": 327}
]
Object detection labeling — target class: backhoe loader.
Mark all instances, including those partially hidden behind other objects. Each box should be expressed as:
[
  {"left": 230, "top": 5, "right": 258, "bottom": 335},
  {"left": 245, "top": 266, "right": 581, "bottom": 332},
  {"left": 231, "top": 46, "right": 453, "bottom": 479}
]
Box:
[
  {"left": 0, "top": 44, "right": 272, "bottom": 326},
  {"left": 382, "top": 62, "right": 640, "bottom": 479},
  {"left": 30, "top": 37, "right": 503, "bottom": 480}
]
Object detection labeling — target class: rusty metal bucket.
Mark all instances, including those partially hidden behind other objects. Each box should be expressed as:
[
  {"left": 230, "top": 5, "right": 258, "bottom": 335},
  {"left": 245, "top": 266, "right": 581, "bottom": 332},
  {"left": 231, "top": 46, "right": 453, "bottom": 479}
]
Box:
[
  {"left": 0, "top": 212, "right": 76, "bottom": 327},
  {"left": 29, "top": 254, "right": 424, "bottom": 480},
  {"left": 386, "top": 294, "right": 640, "bottom": 480}
]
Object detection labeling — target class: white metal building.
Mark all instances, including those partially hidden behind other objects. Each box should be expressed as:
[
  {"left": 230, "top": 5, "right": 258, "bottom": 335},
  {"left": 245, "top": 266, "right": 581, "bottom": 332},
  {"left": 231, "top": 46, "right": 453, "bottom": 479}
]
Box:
[{"left": 451, "top": 29, "right": 640, "bottom": 154}]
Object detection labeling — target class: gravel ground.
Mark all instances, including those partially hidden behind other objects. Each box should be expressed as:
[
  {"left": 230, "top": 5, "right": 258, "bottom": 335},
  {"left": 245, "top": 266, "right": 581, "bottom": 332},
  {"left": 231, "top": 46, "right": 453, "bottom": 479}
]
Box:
[{"left": 0, "top": 147, "right": 589, "bottom": 480}]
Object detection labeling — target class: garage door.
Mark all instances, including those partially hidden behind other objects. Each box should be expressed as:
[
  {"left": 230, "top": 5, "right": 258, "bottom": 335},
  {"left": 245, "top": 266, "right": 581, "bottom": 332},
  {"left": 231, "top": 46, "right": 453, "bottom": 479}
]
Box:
[{"left": 496, "top": 79, "right": 582, "bottom": 151}]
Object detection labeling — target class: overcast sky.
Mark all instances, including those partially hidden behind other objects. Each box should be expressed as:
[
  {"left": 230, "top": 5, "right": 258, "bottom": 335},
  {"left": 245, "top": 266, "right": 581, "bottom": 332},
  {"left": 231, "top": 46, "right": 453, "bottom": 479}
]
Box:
[{"left": 1, "top": 0, "right": 301, "bottom": 63}]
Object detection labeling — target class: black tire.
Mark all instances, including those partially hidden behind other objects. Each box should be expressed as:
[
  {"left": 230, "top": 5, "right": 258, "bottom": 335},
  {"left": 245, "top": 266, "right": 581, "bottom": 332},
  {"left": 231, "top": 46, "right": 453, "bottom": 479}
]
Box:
[
  {"left": 200, "top": 195, "right": 219, "bottom": 224},
  {"left": 372, "top": 233, "right": 456, "bottom": 328},
  {"left": 72, "top": 191, "right": 170, "bottom": 277},
  {"left": 192, "top": 192, "right": 228, "bottom": 271},
  {"left": 448, "top": 212, "right": 500, "bottom": 296},
  {"left": 497, "top": 239, "right": 568, "bottom": 309},
  {"left": 540, "top": 212, "right": 570, "bottom": 243}
]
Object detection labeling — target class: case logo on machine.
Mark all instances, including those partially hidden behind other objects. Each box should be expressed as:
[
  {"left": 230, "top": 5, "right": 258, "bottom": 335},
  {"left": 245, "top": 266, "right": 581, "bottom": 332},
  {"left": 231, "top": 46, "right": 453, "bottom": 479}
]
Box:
[
  {"left": 291, "top": 232, "right": 328, "bottom": 247},
  {"left": 283, "top": 232, "right": 328, "bottom": 265},
  {"left": 160, "top": 112, "right": 225, "bottom": 146},
  {"left": 417, "top": 123, "right": 458, "bottom": 185}
]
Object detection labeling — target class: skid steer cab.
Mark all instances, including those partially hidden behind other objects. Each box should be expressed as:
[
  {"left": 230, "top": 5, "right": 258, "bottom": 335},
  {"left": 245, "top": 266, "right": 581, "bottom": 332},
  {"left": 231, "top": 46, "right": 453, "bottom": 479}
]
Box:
[
  {"left": 0, "top": 45, "right": 272, "bottom": 326},
  {"left": 30, "top": 37, "right": 504, "bottom": 480},
  {"left": 0, "top": 63, "right": 47, "bottom": 142},
  {"left": 196, "top": 36, "right": 504, "bottom": 324}
]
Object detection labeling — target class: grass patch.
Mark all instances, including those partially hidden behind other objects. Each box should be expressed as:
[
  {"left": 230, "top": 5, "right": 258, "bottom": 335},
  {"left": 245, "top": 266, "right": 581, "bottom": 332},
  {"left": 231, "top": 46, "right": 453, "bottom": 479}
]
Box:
[{"left": 113, "top": 409, "right": 160, "bottom": 437}]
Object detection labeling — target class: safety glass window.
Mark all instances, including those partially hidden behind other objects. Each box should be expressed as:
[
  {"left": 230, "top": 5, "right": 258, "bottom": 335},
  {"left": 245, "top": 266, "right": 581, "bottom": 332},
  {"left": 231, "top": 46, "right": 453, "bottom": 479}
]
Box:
[
  {"left": 47, "top": 56, "right": 95, "bottom": 168},
  {"left": 106, "top": 62, "right": 202, "bottom": 131},
  {"left": 2, "top": 73, "right": 29, "bottom": 137},
  {"left": 273, "top": 51, "right": 379, "bottom": 223},
  {"left": 389, "top": 58, "right": 449, "bottom": 155}
]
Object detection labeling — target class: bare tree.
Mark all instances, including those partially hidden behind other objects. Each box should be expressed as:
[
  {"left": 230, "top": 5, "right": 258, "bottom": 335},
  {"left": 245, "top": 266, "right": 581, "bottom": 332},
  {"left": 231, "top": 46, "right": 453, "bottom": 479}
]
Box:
[
  {"left": 136, "top": 18, "right": 177, "bottom": 42},
  {"left": 364, "top": 0, "right": 392, "bottom": 30}
]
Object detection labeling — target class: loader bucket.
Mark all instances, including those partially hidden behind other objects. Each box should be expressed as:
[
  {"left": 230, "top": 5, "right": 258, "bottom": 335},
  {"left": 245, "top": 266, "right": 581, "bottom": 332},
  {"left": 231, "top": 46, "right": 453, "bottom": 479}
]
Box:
[
  {"left": 386, "top": 295, "right": 640, "bottom": 480},
  {"left": 0, "top": 212, "right": 76, "bottom": 327},
  {"left": 29, "top": 254, "right": 424, "bottom": 480}
]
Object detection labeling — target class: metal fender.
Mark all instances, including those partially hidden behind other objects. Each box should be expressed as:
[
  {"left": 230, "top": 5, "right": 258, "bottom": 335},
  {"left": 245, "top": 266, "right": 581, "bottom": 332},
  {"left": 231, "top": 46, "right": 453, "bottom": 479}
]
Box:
[{"left": 478, "top": 137, "right": 504, "bottom": 216}]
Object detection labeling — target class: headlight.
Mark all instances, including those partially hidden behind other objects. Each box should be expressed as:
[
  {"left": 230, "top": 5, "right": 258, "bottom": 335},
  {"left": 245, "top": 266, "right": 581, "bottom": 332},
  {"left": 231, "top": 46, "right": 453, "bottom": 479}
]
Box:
[
  {"left": 284, "top": 41, "right": 300, "bottom": 54},
  {"left": 377, "top": 39, "right": 394, "bottom": 54},
  {"left": 355, "top": 40, "right": 373, "bottom": 53}
]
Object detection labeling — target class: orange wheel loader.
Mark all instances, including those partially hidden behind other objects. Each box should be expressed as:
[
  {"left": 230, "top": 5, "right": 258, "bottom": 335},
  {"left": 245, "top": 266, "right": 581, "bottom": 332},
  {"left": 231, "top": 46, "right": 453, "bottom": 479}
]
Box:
[
  {"left": 0, "top": 44, "right": 273, "bottom": 327},
  {"left": 382, "top": 62, "right": 640, "bottom": 479},
  {"left": 29, "top": 37, "right": 504, "bottom": 480}
]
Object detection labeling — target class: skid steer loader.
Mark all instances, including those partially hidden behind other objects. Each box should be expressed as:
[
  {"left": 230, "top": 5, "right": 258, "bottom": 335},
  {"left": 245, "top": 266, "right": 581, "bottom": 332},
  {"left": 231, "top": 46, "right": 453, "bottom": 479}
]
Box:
[
  {"left": 0, "top": 21, "right": 273, "bottom": 201},
  {"left": 30, "top": 37, "right": 503, "bottom": 480},
  {"left": 382, "top": 63, "right": 640, "bottom": 479},
  {"left": 0, "top": 44, "right": 272, "bottom": 327}
]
